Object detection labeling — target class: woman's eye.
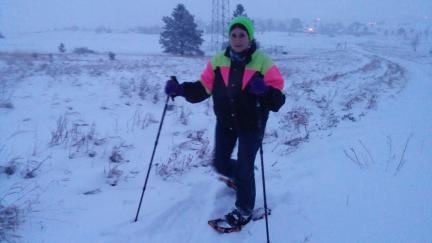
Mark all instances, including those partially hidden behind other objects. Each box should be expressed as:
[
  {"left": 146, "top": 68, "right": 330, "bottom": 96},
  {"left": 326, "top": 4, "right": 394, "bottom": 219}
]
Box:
[{"left": 231, "top": 33, "right": 245, "bottom": 39}]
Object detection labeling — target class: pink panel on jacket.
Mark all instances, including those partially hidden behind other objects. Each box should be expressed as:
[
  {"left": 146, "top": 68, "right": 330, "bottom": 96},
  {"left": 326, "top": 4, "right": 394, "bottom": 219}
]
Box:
[
  {"left": 264, "top": 65, "right": 284, "bottom": 90},
  {"left": 220, "top": 66, "right": 230, "bottom": 87},
  {"left": 241, "top": 69, "right": 257, "bottom": 90},
  {"left": 200, "top": 61, "right": 215, "bottom": 92}
]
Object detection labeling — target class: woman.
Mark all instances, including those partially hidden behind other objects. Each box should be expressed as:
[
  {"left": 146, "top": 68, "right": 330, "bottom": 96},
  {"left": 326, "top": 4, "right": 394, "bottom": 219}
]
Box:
[{"left": 165, "top": 16, "right": 285, "bottom": 227}]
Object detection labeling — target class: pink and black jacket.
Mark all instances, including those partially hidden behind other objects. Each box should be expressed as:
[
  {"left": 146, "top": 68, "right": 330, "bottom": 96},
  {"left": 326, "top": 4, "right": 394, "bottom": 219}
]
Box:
[{"left": 181, "top": 45, "right": 285, "bottom": 131}]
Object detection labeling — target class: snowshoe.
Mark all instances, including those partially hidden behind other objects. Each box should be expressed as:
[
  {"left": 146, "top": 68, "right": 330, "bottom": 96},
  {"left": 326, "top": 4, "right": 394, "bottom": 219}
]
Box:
[
  {"left": 208, "top": 207, "right": 271, "bottom": 233},
  {"left": 208, "top": 209, "right": 251, "bottom": 233}
]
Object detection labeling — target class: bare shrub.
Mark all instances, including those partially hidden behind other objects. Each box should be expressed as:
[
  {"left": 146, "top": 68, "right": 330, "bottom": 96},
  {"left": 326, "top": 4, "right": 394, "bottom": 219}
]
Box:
[
  {"left": 394, "top": 134, "right": 413, "bottom": 175},
  {"left": 272, "top": 107, "right": 312, "bottom": 154},
  {"left": 264, "top": 129, "right": 279, "bottom": 144},
  {"left": 284, "top": 135, "right": 309, "bottom": 147},
  {"left": 0, "top": 204, "right": 21, "bottom": 242},
  {"left": 366, "top": 94, "right": 378, "bottom": 109},
  {"left": 138, "top": 77, "right": 163, "bottom": 103},
  {"left": 109, "top": 148, "right": 124, "bottom": 163},
  {"left": 83, "top": 188, "right": 101, "bottom": 195},
  {"left": 0, "top": 86, "right": 14, "bottom": 110},
  {"left": 108, "top": 52, "right": 116, "bottom": 60},
  {"left": 281, "top": 106, "right": 311, "bottom": 133},
  {"left": 3, "top": 164, "right": 17, "bottom": 176},
  {"left": 152, "top": 87, "right": 161, "bottom": 104},
  {"left": 109, "top": 143, "right": 132, "bottom": 163},
  {"left": 73, "top": 47, "right": 96, "bottom": 55},
  {"left": 23, "top": 157, "right": 48, "bottom": 179},
  {"left": 138, "top": 78, "right": 151, "bottom": 100},
  {"left": 119, "top": 78, "right": 136, "bottom": 98},
  {"left": 385, "top": 136, "right": 396, "bottom": 171},
  {"left": 58, "top": 43, "right": 66, "bottom": 53},
  {"left": 156, "top": 129, "right": 211, "bottom": 178},
  {"left": 0, "top": 101, "right": 14, "bottom": 109},
  {"left": 342, "top": 93, "right": 363, "bottom": 111},
  {"left": 343, "top": 147, "right": 368, "bottom": 169},
  {"left": 68, "top": 123, "right": 97, "bottom": 158},
  {"left": 0, "top": 183, "right": 39, "bottom": 243},
  {"left": 142, "top": 113, "right": 159, "bottom": 129},
  {"left": 313, "top": 91, "right": 337, "bottom": 110},
  {"left": 50, "top": 115, "right": 100, "bottom": 158},
  {"left": 410, "top": 34, "right": 420, "bottom": 52},
  {"left": 105, "top": 142, "right": 131, "bottom": 186},
  {"left": 156, "top": 149, "right": 193, "bottom": 179},
  {"left": 341, "top": 113, "right": 356, "bottom": 122},
  {"left": 380, "top": 62, "right": 405, "bottom": 89},
  {"left": 106, "top": 165, "right": 123, "bottom": 186},
  {"left": 359, "top": 58, "right": 381, "bottom": 72},
  {"left": 49, "top": 114, "right": 98, "bottom": 152},
  {"left": 183, "top": 130, "right": 211, "bottom": 161},
  {"left": 179, "top": 107, "right": 192, "bottom": 125},
  {"left": 343, "top": 135, "right": 413, "bottom": 175},
  {"left": 127, "top": 110, "right": 160, "bottom": 131},
  {"left": 1, "top": 157, "right": 21, "bottom": 176},
  {"left": 319, "top": 109, "right": 339, "bottom": 130},
  {"left": 49, "top": 114, "right": 68, "bottom": 146},
  {"left": 93, "top": 138, "right": 106, "bottom": 146},
  {"left": 322, "top": 72, "right": 346, "bottom": 82}
]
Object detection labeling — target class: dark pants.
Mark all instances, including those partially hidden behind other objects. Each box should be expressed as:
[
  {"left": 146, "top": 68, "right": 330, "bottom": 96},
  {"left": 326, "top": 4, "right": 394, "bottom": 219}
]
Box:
[{"left": 213, "top": 122, "right": 264, "bottom": 213}]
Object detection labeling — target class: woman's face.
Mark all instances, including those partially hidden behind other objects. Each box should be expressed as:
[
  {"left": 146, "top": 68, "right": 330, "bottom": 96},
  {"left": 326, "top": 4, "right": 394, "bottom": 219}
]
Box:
[{"left": 229, "top": 27, "right": 250, "bottom": 53}]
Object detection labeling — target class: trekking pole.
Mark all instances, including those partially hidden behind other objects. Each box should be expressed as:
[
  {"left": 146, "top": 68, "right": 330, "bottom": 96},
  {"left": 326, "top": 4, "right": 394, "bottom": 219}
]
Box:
[
  {"left": 256, "top": 100, "right": 271, "bottom": 243},
  {"left": 259, "top": 143, "right": 271, "bottom": 243},
  {"left": 134, "top": 77, "right": 174, "bottom": 222}
]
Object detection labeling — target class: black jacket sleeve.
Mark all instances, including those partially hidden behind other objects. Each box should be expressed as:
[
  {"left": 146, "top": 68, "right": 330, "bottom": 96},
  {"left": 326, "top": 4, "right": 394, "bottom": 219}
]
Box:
[
  {"left": 261, "top": 86, "right": 285, "bottom": 112},
  {"left": 181, "top": 81, "right": 211, "bottom": 103}
]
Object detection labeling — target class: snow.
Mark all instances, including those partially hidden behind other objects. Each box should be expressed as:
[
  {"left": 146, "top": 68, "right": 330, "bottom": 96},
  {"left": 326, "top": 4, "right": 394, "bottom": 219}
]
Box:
[{"left": 0, "top": 30, "right": 431, "bottom": 243}]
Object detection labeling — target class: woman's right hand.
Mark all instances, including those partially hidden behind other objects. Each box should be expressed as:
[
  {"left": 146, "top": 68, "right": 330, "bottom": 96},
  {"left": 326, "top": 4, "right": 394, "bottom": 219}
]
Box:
[{"left": 164, "top": 78, "right": 183, "bottom": 97}]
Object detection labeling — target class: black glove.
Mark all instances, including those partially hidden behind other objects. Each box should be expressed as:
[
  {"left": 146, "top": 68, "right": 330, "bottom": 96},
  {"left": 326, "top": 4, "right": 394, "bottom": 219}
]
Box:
[{"left": 164, "top": 77, "right": 184, "bottom": 97}]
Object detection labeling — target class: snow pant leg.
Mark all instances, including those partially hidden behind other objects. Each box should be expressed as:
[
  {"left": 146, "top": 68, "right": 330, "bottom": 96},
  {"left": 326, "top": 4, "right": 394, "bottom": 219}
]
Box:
[
  {"left": 213, "top": 122, "right": 238, "bottom": 178},
  {"left": 234, "top": 130, "right": 262, "bottom": 213}
]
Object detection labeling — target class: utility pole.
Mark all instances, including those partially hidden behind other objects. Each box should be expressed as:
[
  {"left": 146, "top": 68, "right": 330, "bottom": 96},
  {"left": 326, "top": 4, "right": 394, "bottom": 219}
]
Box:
[{"left": 211, "top": 0, "right": 230, "bottom": 51}]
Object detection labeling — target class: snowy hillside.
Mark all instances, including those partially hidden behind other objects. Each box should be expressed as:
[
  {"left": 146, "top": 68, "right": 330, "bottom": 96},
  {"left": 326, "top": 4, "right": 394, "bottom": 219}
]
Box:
[{"left": 0, "top": 31, "right": 431, "bottom": 243}]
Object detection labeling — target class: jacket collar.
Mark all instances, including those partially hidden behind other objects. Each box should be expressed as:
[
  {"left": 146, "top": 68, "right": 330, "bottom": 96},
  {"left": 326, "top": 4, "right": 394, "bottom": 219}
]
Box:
[{"left": 224, "top": 41, "right": 257, "bottom": 65}]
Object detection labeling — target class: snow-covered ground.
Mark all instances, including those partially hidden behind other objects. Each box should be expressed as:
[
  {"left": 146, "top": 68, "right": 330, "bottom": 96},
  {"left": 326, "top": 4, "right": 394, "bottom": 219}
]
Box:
[{"left": 0, "top": 31, "right": 431, "bottom": 243}]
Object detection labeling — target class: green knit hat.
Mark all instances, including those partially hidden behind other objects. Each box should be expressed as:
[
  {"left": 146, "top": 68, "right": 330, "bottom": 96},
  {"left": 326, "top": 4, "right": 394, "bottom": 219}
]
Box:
[{"left": 228, "top": 16, "right": 254, "bottom": 41}]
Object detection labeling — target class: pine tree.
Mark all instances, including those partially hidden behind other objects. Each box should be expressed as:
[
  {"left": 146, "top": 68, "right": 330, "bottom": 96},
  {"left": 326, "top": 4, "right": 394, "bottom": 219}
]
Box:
[
  {"left": 159, "top": 4, "right": 204, "bottom": 56},
  {"left": 233, "top": 4, "right": 247, "bottom": 18},
  {"left": 290, "top": 18, "right": 303, "bottom": 32},
  {"left": 58, "top": 43, "right": 66, "bottom": 53},
  {"left": 410, "top": 34, "right": 420, "bottom": 52}
]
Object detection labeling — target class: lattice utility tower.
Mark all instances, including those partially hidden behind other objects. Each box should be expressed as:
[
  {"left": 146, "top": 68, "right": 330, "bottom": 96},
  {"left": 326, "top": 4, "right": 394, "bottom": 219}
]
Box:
[{"left": 211, "top": 0, "right": 230, "bottom": 51}]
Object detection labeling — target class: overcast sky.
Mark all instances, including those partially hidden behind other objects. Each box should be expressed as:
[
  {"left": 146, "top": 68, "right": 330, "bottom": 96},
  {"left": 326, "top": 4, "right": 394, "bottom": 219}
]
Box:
[{"left": 1, "top": 0, "right": 431, "bottom": 32}]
